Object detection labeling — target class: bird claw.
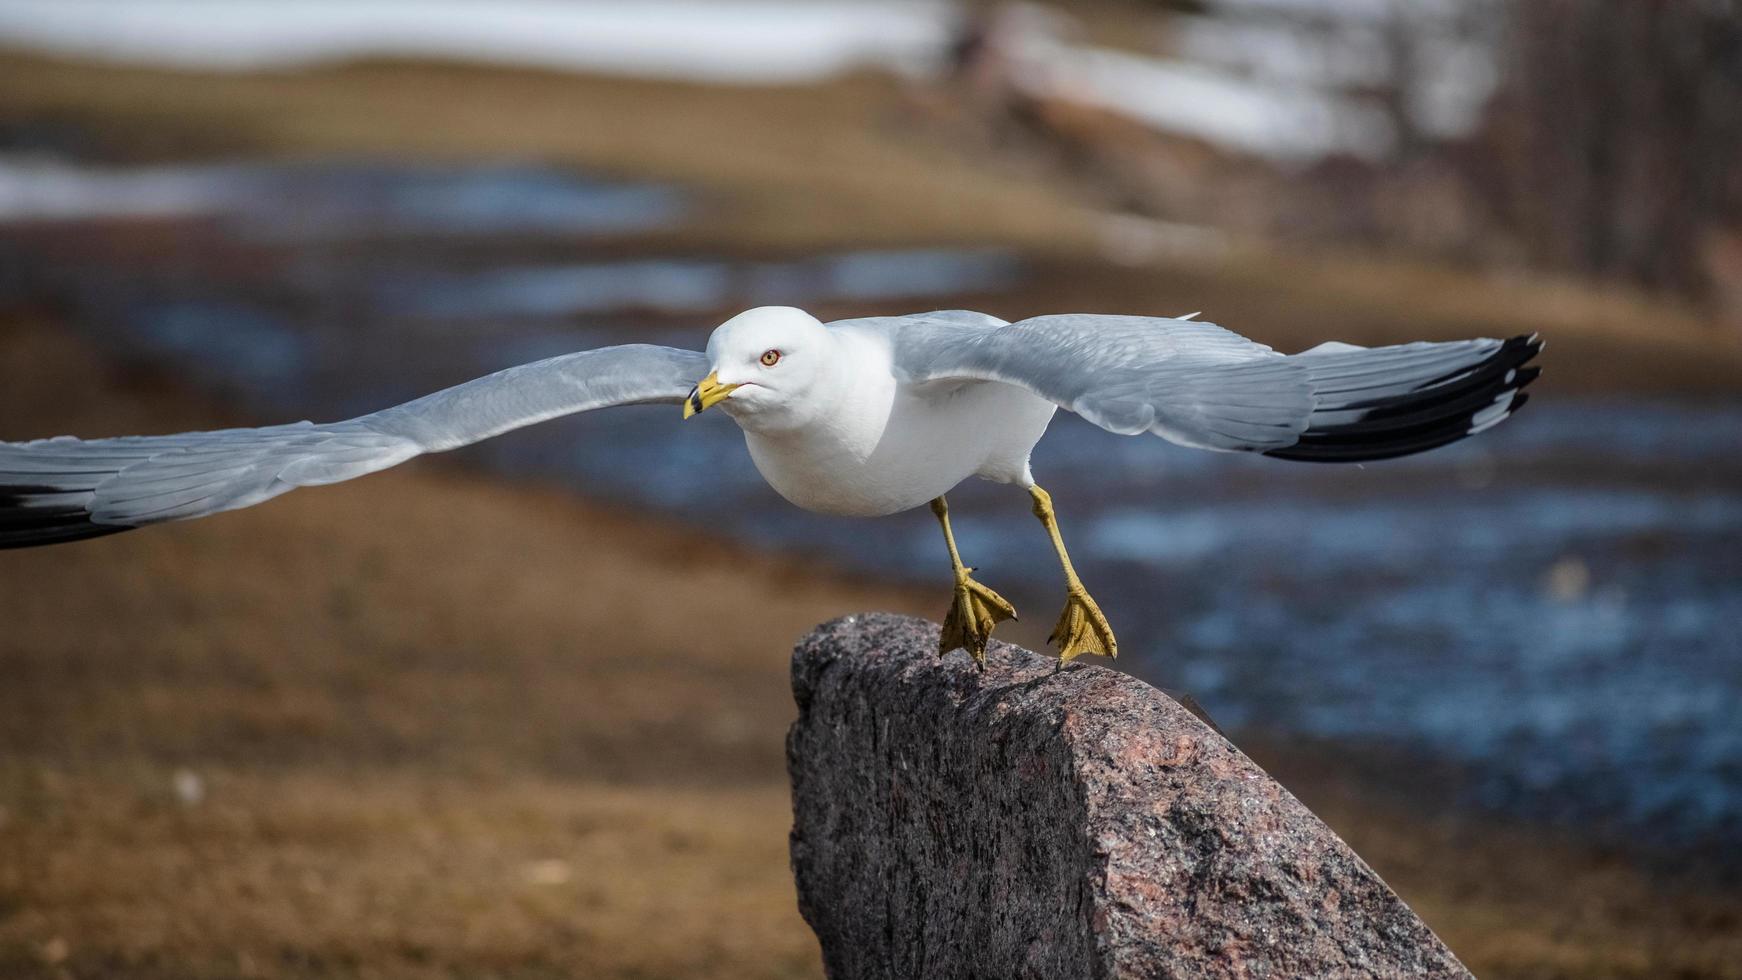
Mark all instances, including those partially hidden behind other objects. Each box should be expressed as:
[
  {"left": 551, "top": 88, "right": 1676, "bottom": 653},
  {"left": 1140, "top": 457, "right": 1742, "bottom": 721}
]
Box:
[
  {"left": 1048, "top": 586, "right": 1117, "bottom": 662},
  {"left": 939, "top": 570, "right": 1017, "bottom": 665}
]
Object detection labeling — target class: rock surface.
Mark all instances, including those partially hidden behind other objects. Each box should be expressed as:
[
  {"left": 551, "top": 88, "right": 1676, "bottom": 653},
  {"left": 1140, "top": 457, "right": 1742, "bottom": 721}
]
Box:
[{"left": 786, "top": 613, "right": 1472, "bottom": 980}]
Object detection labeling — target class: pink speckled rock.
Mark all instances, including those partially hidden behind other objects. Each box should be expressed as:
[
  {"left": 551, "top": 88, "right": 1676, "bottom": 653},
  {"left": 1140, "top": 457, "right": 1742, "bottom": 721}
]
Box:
[{"left": 787, "top": 613, "right": 1471, "bottom": 980}]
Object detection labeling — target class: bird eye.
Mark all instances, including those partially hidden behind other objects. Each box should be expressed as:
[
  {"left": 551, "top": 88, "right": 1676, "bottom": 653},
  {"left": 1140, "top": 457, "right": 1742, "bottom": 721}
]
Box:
[{"left": 760, "top": 349, "right": 782, "bottom": 367}]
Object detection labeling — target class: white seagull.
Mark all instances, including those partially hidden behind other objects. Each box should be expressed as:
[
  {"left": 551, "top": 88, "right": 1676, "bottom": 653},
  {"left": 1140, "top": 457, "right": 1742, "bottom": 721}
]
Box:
[{"left": 0, "top": 307, "right": 1541, "bottom": 662}]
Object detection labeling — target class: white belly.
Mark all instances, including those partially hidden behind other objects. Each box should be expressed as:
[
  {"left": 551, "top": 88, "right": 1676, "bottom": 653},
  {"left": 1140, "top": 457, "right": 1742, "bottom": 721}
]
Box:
[{"left": 745, "top": 380, "right": 1056, "bottom": 517}]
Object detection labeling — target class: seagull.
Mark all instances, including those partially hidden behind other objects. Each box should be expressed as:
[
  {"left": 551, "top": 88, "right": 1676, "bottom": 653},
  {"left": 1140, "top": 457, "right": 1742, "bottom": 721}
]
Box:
[{"left": 1, "top": 307, "right": 1541, "bottom": 663}]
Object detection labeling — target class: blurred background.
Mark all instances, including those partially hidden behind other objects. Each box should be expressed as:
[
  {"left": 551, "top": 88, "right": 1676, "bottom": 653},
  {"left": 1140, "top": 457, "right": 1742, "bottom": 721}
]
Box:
[{"left": 0, "top": 1, "right": 1739, "bottom": 977}]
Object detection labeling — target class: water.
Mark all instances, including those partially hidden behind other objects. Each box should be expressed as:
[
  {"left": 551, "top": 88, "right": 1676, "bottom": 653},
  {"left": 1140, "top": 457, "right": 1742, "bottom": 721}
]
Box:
[
  {"left": 0, "top": 157, "right": 685, "bottom": 237},
  {"left": 373, "top": 250, "right": 1021, "bottom": 320},
  {"left": 3, "top": 155, "right": 1739, "bottom": 852},
  {"left": 540, "top": 390, "right": 1742, "bottom": 846}
]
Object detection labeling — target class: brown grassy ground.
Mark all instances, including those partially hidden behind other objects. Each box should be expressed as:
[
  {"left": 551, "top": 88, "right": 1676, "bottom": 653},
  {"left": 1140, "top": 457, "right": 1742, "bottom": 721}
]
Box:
[
  {"left": 2, "top": 50, "right": 1741, "bottom": 978},
  {"left": 0, "top": 314, "right": 929, "bottom": 979},
  {"left": 3, "top": 315, "right": 1740, "bottom": 979}
]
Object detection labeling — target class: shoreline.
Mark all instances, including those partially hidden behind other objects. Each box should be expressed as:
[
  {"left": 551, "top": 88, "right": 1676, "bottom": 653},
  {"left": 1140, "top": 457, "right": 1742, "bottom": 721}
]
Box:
[
  {"left": 1, "top": 50, "right": 1739, "bottom": 402},
  {"left": 3, "top": 312, "right": 1740, "bottom": 978},
  {"left": 2, "top": 47, "right": 1740, "bottom": 979}
]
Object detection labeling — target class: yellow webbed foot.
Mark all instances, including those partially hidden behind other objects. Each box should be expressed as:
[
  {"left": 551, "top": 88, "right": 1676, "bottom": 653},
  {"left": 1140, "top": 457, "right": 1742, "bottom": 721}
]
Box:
[
  {"left": 938, "top": 568, "right": 1017, "bottom": 665},
  {"left": 1048, "top": 586, "right": 1117, "bottom": 662}
]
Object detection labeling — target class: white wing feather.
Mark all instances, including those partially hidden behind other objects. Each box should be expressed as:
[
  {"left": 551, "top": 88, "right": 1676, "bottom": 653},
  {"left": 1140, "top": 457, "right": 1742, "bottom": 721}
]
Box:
[
  {"left": 876, "top": 311, "right": 1541, "bottom": 457},
  {"left": 0, "top": 344, "right": 706, "bottom": 547}
]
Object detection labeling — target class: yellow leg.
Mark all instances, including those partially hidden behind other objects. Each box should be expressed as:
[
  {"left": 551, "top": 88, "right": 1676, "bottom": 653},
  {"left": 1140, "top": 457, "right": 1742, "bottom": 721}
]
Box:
[
  {"left": 931, "top": 495, "right": 1017, "bottom": 665},
  {"left": 1029, "top": 485, "right": 1117, "bottom": 662}
]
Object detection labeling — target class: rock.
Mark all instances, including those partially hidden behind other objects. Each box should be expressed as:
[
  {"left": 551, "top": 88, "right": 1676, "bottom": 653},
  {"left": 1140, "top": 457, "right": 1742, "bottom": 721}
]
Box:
[{"left": 786, "top": 613, "right": 1472, "bottom": 980}]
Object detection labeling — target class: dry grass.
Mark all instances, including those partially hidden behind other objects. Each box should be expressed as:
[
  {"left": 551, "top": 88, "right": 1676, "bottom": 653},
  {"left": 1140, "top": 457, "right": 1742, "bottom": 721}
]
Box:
[
  {"left": 0, "top": 316, "right": 927, "bottom": 979},
  {"left": 1, "top": 48, "right": 1740, "bottom": 978},
  {"left": 3, "top": 776, "right": 812, "bottom": 980},
  {"left": 1253, "top": 737, "right": 1742, "bottom": 980},
  {"left": 2, "top": 316, "right": 1740, "bottom": 978},
  {"left": 0, "top": 52, "right": 1090, "bottom": 253},
  {"left": 1, "top": 50, "right": 1738, "bottom": 394}
]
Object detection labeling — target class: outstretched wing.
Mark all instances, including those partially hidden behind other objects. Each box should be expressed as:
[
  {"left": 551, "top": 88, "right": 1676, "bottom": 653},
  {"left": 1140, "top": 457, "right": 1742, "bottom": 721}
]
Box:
[
  {"left": 883, "top": 312, "right": 1542, "bottom": 458},
  {"left": 0, "top": 344, "right": 707, "bottom": 549}
]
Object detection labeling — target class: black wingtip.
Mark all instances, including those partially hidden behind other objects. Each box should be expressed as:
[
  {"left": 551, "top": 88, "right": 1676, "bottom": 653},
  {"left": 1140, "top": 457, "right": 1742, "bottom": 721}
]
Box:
[
  {"left": 1265, "top": 334, "right": 1543, "bottom": 464},
  {"left": 0, "top": 486, "right": 134, "bottom": 550}
]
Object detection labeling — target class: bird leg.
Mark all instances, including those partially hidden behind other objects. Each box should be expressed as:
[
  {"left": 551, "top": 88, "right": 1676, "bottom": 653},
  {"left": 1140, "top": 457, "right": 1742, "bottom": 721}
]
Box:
[
  {"left": 1029, "top": 485, "right": 1118, "bottom": 662},
  {"left": 931, "top": 495, "right": 1017, "bottom": 665}
]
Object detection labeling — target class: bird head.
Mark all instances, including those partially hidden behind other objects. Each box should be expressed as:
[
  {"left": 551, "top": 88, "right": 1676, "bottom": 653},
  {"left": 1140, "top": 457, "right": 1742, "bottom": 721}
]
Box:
[{"left": 686, "top": 306, "right": 834, "bottom": 431}]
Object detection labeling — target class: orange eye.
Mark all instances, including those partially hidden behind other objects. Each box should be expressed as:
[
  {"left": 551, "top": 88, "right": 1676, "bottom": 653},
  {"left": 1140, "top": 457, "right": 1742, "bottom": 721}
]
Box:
[{"left": 760, "top": 349, "right": 782, "bottom": 366}]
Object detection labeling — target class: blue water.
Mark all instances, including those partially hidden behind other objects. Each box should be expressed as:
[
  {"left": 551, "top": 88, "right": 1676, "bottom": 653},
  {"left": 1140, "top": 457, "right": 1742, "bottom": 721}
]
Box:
[
  {"left": 0, "top": 157, "right": 686, "bottom": 237},
  {"left": 526, "top": 385, "right": 1742, "bottom": 846},
  {"left": 372, "top": 249, "right": 1021, "bottom": 320},
  {"left": 4, "top": 155, "right": 1740, "bottom": 852}
]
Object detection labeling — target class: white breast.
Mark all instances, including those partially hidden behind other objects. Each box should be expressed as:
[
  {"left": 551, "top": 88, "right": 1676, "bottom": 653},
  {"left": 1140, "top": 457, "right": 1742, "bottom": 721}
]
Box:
[{"left": 743, "top": 331, "right": 1056, "bottom": 517}]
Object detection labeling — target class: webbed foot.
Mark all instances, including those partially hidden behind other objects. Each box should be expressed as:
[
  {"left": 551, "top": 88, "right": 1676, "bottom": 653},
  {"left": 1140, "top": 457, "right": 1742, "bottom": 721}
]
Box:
[
  {"left": 939, "top": 568, "right": 1017, "bottom": 665},
  {"left": 1048, "top": 585, "right": 1117, "bottom": 662}
]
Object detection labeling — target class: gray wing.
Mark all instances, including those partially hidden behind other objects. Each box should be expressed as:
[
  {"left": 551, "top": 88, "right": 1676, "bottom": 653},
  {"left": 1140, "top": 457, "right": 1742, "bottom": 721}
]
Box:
[
  {"left": 884, "top": 312, "right": 1542, "bottom": 458},
  {"left": 0, "top": 344, "right": 707, "bottom": 548}
]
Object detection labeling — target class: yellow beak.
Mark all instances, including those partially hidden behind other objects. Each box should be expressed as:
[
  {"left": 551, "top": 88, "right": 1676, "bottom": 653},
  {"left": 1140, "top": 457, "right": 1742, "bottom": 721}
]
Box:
[{"left": 683, "top": 371, "right": 741, "bottom": 419}]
